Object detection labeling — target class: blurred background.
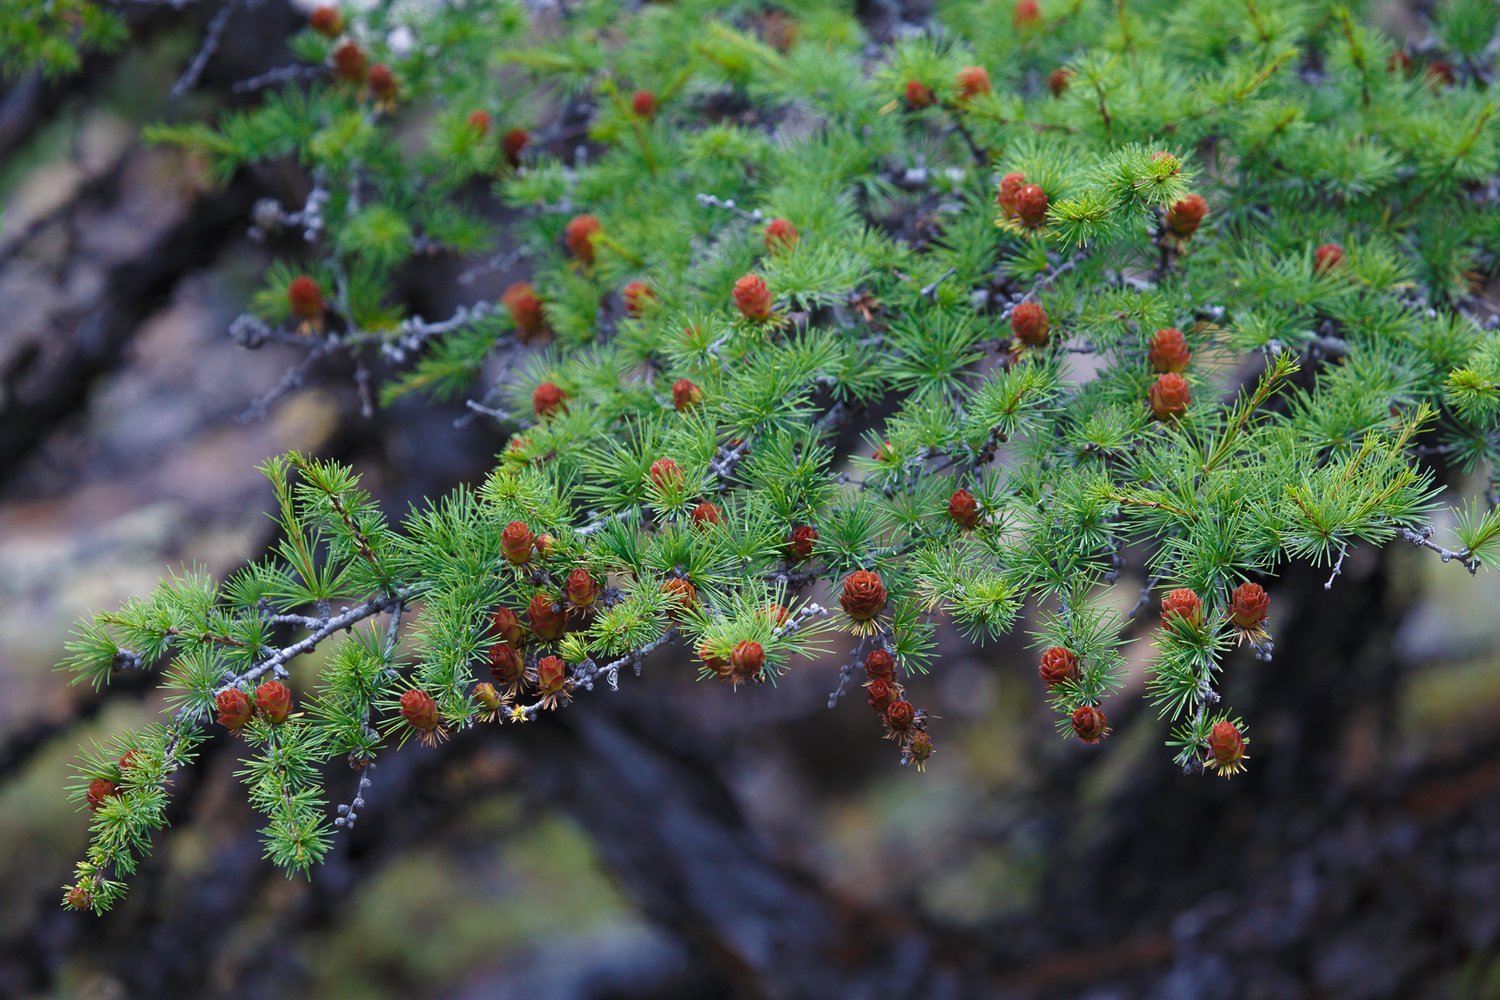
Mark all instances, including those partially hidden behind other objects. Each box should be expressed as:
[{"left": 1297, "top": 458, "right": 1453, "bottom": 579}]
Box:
[{"left": 3, "top": 2, "right": 1500, "bottom": 998}]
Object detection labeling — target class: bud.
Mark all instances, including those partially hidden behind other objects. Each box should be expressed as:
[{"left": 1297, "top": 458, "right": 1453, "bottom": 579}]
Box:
[
  {"left": 1160, "top": 588, "right": 1204, "bottom": 628},
  {"left": 788, "top": 524, "right": 818, "bottom": 561},
  {"left": 997, "top": 171, "right": 1027, "bottom": 217},
  {"left": 309, "top": 6, "right": 343, "bottom": 37},
  {"left": 1071, "top": 704, "right": 1109, "bottom": 743},
  {"left": 672, "top": 378, "right": 702, "bottom": 411},
  {"left": 468, "top": 109, "right": 491, "bottom": 135},
  {"left": 532, "top": 381, "right": 567, "bottom": 418},
  {"left": 1047, "top": 66, "right": 1072, "bottom": 97},
  {"left": 487, "top": 641, "right": 525, "bottom": 685},
  {"left": 473, "top": 682, "right": 503, "bottom": 712},
  {"left": 649, "top": 457, "right": 684, "bottom": 491},
  {"left": 948, "top": 488, "right": 980, "bottom": 528},
  {"left": 501, "top": 127, "right": 529, "bottom": 167},
  {"left": 1014, "top": 0, "right": 1041, "bottom": 27},
  {"left": 536, "top": 655, "right": 568, "bottom": 696},
  {"left": 661, "top": 577, "right": 698, "bottom": 613},
  {"left": 1149, "top": 373, "right": 1191, "bottom": 420},
  {"left": 502, "top": 281, "right": 548, "bottom": 342},
  {"left": 906, "top": 730, "right": 935, "bottom": 770},
  {"left": 764, "top": 218, "right": 798, "bottom": 252},
  {"left": 691, "top": 501, "right": 722, "bottom": 527},
  {"left": 400, "top": 689, "right": 440, "bottom": 733},
  {"left": 332, "top": 41, "right": 367, "bottom": 84},
  {"left": 840, "top": 570, "right": 887, "bottom": 622},
  {"left": 1014, "top": 183, "right": 1049, "bottom": 227},
  {"left": 956, "top": 66, "right": 992, "bottom": 100},
  {"left": 623, "top": 279, "right": 655, "bottom": 317},
  {"left": 86, "top": 778, "right": 120, "bottom": 812},
  {"left": 491, "top": 606, "right": 526, "bottom": 645},
  {"left": 1314, "top": 242, "right": 1344, "bottom": 274},
  {"left": 730, "top": 640, "right": 765, "bottom": 683},
  {"left": 501, "top": 520, "right": 535, "bottom": 565},
  {"left": 1207, "top": 720, "right": 1247, "bottom": 775},
  {"left": 1038, "top": 647, "right": 1079, "bottom": 686},
  {"left": 1011, "top": 301, "right": 1050, "bottom": 346},
  {"left": 564, "top": 214, "right": 601, "bottom": 263},
  {"left": 255, "top": 680, "right": 292, "bottom": 725},
  {"left": 65, "top": 884, "right": 93, "bottom": 911},
  {"left": 287, "top": 276, "right": 323, "bottom": 322},
  {"left": 367, "top": 63, "right": 397, "bottom": 102},
  {"left": 631, "top": 89, "right": 657, "bottom": 118},
  {"left": 884, "top": 700, "right": 916, "bottom": 732},
  {"left": 534, "top": 533, "right": 555, "bottom": 556},
  {"left": 528, "top": 593, "right": 567, "bottom": 641},
  {"left": 1229, "top": 582, "right": 1269, "bottom": 629},
  {"left": 904, "top": 79, "right": 935, "bottom": 109},
  {"left": 867, "top": 677, "right": 897, "bottom": 713},
  {"left": 565, "top": 568, "right": 601, "bottom": 608},
  {"left": 733, "top": 274, "right": 773, "bottom": 321},
  {"left": 1148, "top": 327, "right": 1191, "bottom": 373},
  {"left": 1165, "top": 194, "right": 1208, "bottom": 238},
  {"left": 864, "top": 648, "right": 896, "bottom": 684}
]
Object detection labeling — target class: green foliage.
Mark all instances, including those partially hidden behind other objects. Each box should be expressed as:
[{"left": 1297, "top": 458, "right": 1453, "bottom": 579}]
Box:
[
  {"left": 0, "top": 0, "right": 125, "bottom": 79},
  {"left": 56, "top": 0, "right": 1500, "bottom": 911}
]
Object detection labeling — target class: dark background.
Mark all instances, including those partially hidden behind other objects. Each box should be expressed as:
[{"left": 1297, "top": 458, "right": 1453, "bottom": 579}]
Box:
[{"left": 2, "top": 2, "right": 1500, "bottom": 997}]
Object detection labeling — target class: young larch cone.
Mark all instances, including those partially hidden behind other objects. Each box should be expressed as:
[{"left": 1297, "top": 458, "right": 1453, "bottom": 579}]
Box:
[
  {"left": 473, "top": 682, "right": 504, "bottom": 718},
  {"left": 400, "top": 689, "right": 440, "bottom": 733},
  {"left": 1011, "top": 301, "right": 1050, "bottom": 346},
  {"left": 1229, "top": 582, "right": 1269, "bottom": 629},
  {"left": 1160, "top": 588, "right": 1204, "bottom": 628},
  {"left": 1038, "top": 647, "right": 1079, "bottom": 686},
  {"left": 468, "top": 109, "right": 491, "bottom": 136},
  {"left": 287, "top": 275, "right": 324, "bottom": 326},
  {"left": 948, "top": 488, "right": 980, "bottom": 528},
  {"left": 906, "top": 730, "right": 935, "bottom": 771},
  {"left": 788, "top": 524, "right": 818, "bottom": 561},
  {"left": 691, "top": 501, "right": 722, "bottom": 527},
  {"left": 487, "top": 642, "right": 526, "bottom": 687},
  {"left": 699, "top": 643, "right": 732, "bottom": 680},
  {"left": 309, "top": 6, "right": 343, "bottom": 37},
  {"left": 501, "top": 520, "right": 534, "bottom": 565},
  {"left": 565, "top": 568, "right": 601, "bottom": 608},
  {"left": 904, "top": 80, "right": 935, "bottom": 109},
  {"left": 733, "top": 274, "right": 773, "bottom": 321},
  {"left": 997, "top": 172, "right": 1027, "bottom": 218},
  {"left": 491, "top": 606, "right": 526, "bottom": 645},
  {"left": 332, "top": 41, "right": 367, "bottom": 84},
  {"left": 623, "top": 279, "right": 655, "bottom": 317},
  {"left": 536, "top": 655, "right": 569, "bottom": 700},
  {"left": 884, "top": 700, "right": 916, "bottom": 734},
  {"left": 956, "top": 66, "right": 991, "bottom": 99},
  {"left": 1165, "top": 194, "right": 1208, "bottom": 238},
  {"left": 1149, "top": 372, "right": 1191, "bottom": 419},
  {"left": 730, "top": 640, "right": 765, "bottom": 685},
  {"left": 502, "top": 281, "right": 548, "bottom": 342},
  {"left": 1014, "top": 0, "right": 1041, "bottom": 27},
  {"left": 501, "top": 127, "right": 529, "bottom": 167},
  {"left": 217, "top": 688, "right": 254, "bottom": 731},
  {"left": 86, "top": 778, "right": 120, "bottom": 812},
  {"left": 865, "top": 648, "right": 897, "bottom": 684},
  {"left": 1314, "top": 242, "right": 1345, "bottom": 274},
  {"left": 564, "top": 214, "right": 601, "bottom": 263},
  {"left": 648, "top": 457, "right": 684, "bottom": 491},
  {"left": 764, "top": 218, "right": 798, "bottom": 251},
  {"left": 672, "top": 378, "right": 702, "bottom": 411},
  {"left": 631, "top": 89, "right": 657, "bottom": 118},
  {"left": 255, "top": 680, "right": 292, "bottom": 724},
  {"left": 367, "top": 63, "right": 397, "bottom": 103},
  {"left": 527, "top": 593, "right": 567, "bottom": 641},
  {"left": 1048, "top": 67, "right": 1072, "bottom": 96},
  {"left": 1148, "top": 327, "right": 1191, "bottom": 373},
  {"left": 840, "top": 570, "right": 887, "bottom": 623},
  {"left": 532, "top": 381, "right": 566, "bottom": 418},
  {"left": 1071, "top": 704, "right": 1109, "bottom": 743},
  {"left": 867, "top": 677, "right": 897, "bottom": 712},
  {"left": 661, "top": 578, "right": 698, "bottom": 613},
  {"left": 1014, "top": 184, "right": 1049, "bottom": 227},
  {"left": 1206, "top": 720, "right": 1248, "bottom": 776}
]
